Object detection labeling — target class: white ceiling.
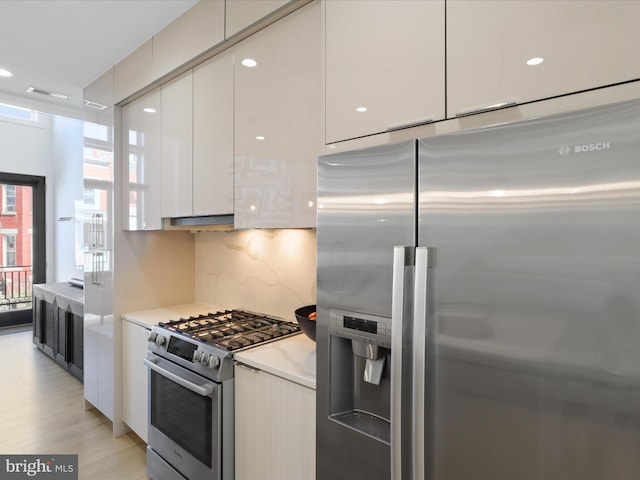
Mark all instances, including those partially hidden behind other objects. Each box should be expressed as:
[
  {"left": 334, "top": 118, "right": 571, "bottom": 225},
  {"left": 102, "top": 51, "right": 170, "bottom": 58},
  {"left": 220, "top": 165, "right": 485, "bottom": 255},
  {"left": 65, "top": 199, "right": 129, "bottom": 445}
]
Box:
[{"left": 0, "top": 0, "right": 199, "bottom": 118}]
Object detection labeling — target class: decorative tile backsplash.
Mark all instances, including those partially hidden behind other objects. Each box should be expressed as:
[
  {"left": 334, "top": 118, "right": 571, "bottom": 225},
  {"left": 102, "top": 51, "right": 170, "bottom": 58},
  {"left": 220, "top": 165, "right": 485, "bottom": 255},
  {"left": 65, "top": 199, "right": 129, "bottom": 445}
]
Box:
[{"left": 195, "top": 229, "right": 317, "bottom": 321}]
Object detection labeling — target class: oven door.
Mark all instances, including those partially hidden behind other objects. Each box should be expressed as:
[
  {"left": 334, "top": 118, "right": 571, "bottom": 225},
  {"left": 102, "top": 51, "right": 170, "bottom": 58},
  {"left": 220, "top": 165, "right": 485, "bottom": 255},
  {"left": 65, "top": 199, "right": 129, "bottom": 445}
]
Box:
[{"left": 145, "top": 352, "right": 222, "bottom": 480}]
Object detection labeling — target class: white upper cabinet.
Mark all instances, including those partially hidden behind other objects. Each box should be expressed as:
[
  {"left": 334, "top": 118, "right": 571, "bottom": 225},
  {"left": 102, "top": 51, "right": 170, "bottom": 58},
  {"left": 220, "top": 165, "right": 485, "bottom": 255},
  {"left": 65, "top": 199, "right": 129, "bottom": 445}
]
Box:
[
  {"left": 234, "top": 1, "right": 321, "bottom": 229},
  {"left": 447, "top": 0, "right": 640, "bottom": 118},
  {"left": 325, "top": 0, "right": 445, "bottom": 144},
  {"left": 161, "top": 71, "right": 193, "bottom": 219},
  {"left": 193, "top": 52, "right": 234, "bottom": 217},
  {"left": 225, "top": 0, "right": 290, "bottom": 38},
  {"left": 114, "top": 39, "right": 153, "bottom": 104},
  {"left": 161, "top": 54, "right": 234, "bottom": 221},
  {"left": 84, "top": 68, "right": 114, "bottom": 109},
  {"left": 152, "top": 1, "right": 225, "bottom": 79},
  {"left": 122, "top": 88, "right": 163, "bottom": 230}
]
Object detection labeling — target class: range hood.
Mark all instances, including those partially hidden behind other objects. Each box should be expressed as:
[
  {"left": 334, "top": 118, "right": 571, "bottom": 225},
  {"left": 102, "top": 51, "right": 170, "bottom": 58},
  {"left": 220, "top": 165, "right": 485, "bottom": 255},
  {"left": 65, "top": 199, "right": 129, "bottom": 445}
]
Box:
[{"left": 165, "top": 214, "right": 234, "bottom": 231}]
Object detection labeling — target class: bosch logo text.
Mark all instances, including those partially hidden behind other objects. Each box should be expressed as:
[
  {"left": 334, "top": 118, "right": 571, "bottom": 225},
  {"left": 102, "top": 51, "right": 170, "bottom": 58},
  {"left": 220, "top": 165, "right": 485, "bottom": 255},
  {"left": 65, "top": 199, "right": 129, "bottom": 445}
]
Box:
[{"left": 559, "top": 142, "right": 611, "bottom": 155}]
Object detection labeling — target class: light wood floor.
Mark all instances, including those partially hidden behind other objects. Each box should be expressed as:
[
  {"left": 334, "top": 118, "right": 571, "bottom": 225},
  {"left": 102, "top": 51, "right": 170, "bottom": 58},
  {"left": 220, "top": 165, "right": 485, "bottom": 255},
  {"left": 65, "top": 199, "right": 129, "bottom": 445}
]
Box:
[{"left": 0, "top": 330, "right": 148, "bottom": 480}]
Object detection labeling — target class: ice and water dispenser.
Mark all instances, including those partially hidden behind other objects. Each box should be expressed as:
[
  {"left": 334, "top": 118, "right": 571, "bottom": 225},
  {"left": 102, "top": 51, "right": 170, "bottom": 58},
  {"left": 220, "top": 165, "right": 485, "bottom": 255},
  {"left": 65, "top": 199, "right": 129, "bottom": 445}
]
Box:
[{"left": 328, "top": 309, "right": 391, "bottom": 444}]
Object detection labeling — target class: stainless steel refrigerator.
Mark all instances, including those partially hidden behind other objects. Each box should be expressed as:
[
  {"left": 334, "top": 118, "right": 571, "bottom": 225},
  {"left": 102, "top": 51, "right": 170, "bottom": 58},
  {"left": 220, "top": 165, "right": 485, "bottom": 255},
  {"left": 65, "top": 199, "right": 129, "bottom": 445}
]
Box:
[{"left": 316, "top": 99, "right": 640, "bottom": 480}]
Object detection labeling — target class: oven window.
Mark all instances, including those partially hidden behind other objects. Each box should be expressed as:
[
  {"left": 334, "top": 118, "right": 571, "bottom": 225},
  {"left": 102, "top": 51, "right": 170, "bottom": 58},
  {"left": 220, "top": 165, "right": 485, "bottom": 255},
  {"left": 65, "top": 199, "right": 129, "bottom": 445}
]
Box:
[{"left": 150, "top": 370, "right": 213, "bottom": 467}]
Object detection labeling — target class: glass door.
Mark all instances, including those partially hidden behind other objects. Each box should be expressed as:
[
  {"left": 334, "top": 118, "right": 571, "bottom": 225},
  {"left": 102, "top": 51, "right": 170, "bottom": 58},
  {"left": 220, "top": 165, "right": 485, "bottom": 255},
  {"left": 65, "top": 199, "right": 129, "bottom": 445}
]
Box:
[{"left": 0, "top": 174, "right": 45, "bottom": 328}]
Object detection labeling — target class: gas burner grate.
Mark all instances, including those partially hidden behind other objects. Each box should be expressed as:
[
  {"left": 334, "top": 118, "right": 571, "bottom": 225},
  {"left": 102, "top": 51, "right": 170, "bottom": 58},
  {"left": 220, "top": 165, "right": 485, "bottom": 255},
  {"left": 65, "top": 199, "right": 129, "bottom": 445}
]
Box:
[{"left": 158, "top": 310, "right": 301, "bottom": 351}]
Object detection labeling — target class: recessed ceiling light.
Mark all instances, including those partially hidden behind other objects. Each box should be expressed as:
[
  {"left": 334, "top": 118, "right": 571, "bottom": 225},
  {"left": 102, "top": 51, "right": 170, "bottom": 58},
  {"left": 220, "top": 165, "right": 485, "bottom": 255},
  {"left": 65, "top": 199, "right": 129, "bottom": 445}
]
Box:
[
  {"left": 242, "top": 58, "right": 257, "bottom": 68},
  {"left": 0, "top": 68, "right": 12, "bottom": 77},
  {"left": 143, "top": 108, "right": 156, "bottom": 113},
  {"left": 27, "top": 86, "right": 70, "bottom": 100},
  {"left": 356, "top": 106, "right": 368, "bottom": 113},
  {"left": 526, "top": 57, "right": 544, "bottom": 66},
  {"left": 84, "top": 100, "right": 108, "bottom": 111},
  {"left": 27, "top": 86, "right": 48, "bottom": 95},
  {"left": 255, "top": 135, "right": 265, "bottom": 140},
  {"left": 50, "top": 92, "right": 70, "bottom": 100}
]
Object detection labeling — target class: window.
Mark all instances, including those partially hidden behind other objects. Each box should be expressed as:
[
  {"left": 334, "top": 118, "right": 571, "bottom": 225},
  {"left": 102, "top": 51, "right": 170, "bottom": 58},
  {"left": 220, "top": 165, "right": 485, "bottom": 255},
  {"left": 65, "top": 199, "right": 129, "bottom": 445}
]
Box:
[
  {"left": 83, "top": 188, "right": 99, "bottom": 208},
  {"left": 0, "top": 103, "right": 39, "bottom": 124},
  {"left": 83, "top": 121, "right": 113, "bottom": 170},
  {"left": 83, "top": 121, "right": 109, "bottom": 143},
  {"left": 2, "top": 185, "right": 16, "bottom": 213},
  {"left": 3, "top": 234, "right": 16, "bottom": 267}
]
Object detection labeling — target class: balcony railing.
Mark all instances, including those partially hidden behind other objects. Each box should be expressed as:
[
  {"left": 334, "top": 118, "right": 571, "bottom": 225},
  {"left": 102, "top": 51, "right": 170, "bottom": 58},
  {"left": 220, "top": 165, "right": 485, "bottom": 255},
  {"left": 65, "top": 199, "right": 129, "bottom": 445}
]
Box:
[{"left": 0, "top": 266, "right": 32, "bottom": 310}]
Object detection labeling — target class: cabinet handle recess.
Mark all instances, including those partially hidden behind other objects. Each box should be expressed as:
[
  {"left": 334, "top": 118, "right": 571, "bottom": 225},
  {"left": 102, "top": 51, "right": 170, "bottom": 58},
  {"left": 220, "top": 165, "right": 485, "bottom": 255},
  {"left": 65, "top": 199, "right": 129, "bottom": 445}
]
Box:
[
  {"left": 386, "top": 117, "right": 435, "bottom": 132},
  {"left": 235, "top": 362, "right": 260, "bottom": 373},
  {"left": 455, "top": 101, "right": 517, "bottom": 118}
]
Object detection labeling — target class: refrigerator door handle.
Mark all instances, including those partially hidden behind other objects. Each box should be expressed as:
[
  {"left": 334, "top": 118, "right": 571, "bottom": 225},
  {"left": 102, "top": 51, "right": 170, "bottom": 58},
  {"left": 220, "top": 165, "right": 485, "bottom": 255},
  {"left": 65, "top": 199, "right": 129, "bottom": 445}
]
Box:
[
  {"left": 391, "top": 245, "right": 414, "bottom": 480},
  {"left": 413, "top": 246, "right": 431, "bottom": 480}
]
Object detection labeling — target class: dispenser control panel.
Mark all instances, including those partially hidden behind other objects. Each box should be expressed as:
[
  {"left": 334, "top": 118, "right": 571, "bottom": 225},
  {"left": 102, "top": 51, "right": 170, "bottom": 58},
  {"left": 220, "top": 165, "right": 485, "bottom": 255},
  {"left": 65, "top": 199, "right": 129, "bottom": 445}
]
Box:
[{"left": 329, "top": 309, "right": 391, "bottom": 347}]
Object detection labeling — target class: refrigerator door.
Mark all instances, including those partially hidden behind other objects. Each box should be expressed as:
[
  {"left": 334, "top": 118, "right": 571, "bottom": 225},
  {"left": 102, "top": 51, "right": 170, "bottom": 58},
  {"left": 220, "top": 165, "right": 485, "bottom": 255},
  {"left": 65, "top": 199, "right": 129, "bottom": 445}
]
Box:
[
  {"left": 417, "top": 99, "right": 640, "bottom": 480},
  {"left": 317, "top": 140, "right": 416, "bottom": 480}
]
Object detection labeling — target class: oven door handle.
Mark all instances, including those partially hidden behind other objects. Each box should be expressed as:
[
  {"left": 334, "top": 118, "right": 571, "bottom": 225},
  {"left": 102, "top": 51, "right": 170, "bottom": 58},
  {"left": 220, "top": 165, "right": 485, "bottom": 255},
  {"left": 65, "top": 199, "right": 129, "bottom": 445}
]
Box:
[{"left": 144, "top": 358, "right": 215, "bottom": 397}]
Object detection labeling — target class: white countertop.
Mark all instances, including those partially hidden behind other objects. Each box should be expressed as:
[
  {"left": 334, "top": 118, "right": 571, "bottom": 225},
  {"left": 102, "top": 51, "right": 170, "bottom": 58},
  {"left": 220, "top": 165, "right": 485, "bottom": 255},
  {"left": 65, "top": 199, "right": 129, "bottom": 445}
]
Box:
[
  {"left": 121, "top": 302, "right": 317, "bottom": 388},
  {"left": 234, "top": 333, "right": 317, "bottom": 389}
]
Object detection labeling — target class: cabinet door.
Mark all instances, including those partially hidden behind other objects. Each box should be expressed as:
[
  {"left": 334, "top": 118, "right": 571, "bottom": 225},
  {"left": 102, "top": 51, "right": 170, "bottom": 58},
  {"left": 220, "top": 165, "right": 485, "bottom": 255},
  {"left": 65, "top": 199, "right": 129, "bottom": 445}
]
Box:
[
  {"left": 122, "top": 88, "right": 162, "bottom": 230},
  {"left": 162, "top": 71, "right": 193, "bottom": 218},
  {"left": 43, "top": 301, "right": 57, "bottom": 358},
  {"left": 234, "top": 1, "right": 321, "bottom": 229},
  {"left": 114, "top": 39, "right": 153, "bottom": 104},
  {"left": 225, "top": 0, "right": 290, "bottom": 38},
  {"left": 55, "top": 306, "right": 68, "bottom": 368},
  {"left": 235, "top": 365, "right": 315, "bottom": 480},
  {"left": 83, "top": 104, "right": 115, "bottom": 422},
  {"left": 122, "top": 320, "right": 150, "bottom": 442},
  {"left": 68, "top": 312, "right": 83, "bottom": 381},
  {"left": 325, "top": 0, "right": 445, "bottom": 143},
  {"left": 193, "top": 52, "right": 234, "bottom": 216},
  {"left": 447, "top": 0, "right": 640, "bottom": 118},
  {"left": 152, "top": 1, "right": 225, "bottom": 79},
  {"left": 32, "top": 296, "right": 45, "bottom": 346}
]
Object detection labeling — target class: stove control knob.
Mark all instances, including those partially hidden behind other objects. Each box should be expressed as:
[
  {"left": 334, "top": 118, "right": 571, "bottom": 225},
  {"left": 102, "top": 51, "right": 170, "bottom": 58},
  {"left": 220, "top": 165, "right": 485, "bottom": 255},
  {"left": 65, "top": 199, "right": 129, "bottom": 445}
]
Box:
[
  {"left": 200, "top": 353, "right": 211, "bottom": 364},
  {"left": 193, "top": 350, "right": 203, "bottom": 362},
  {"left": 147, "top": 332, "right": 158, "bottom": 343},
  {"left": 154, "top": 334, "right": 167, "bottom": 346},
  {"left": 208, "top": 356, "right": 221, "bottom": 369}
]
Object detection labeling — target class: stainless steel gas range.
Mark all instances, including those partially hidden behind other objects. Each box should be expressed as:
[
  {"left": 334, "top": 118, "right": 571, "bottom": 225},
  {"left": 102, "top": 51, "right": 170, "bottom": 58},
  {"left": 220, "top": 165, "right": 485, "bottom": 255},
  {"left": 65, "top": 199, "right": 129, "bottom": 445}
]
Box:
[{"left": 145, "top": 309, "right": 301, "bottom": 480}]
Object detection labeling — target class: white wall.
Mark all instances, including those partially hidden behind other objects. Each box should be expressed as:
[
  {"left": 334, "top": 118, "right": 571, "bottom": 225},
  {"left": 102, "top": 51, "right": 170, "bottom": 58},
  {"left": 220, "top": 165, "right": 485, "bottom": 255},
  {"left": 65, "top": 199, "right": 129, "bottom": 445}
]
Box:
[
  {"left": 0, "top": 116, "right": 52, "bottom": 176},
  {"left": 0, "top": 109, "right": 83, "bottom": 283},
  {"left": 51, "top": 115, "right": 84, "bottom": 282}
]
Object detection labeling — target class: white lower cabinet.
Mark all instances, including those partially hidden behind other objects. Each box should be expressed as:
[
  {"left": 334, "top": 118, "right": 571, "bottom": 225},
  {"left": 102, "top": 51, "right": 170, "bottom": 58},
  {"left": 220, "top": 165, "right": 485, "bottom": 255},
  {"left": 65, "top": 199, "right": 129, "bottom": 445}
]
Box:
[
  {"left": 122, "top": 319, "right": 150, "bottom": 442},
  {"left": 235, "top": 363, "right": 315, "bottom": 480}
]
